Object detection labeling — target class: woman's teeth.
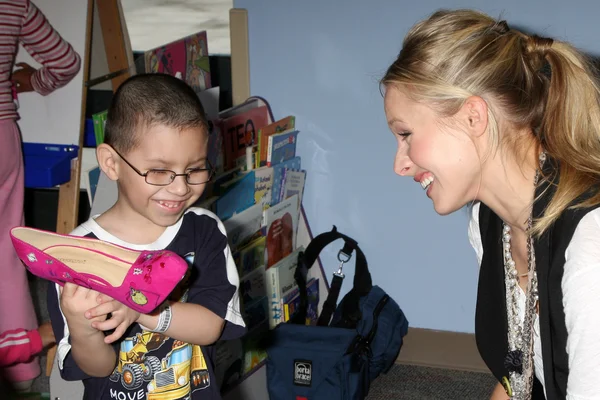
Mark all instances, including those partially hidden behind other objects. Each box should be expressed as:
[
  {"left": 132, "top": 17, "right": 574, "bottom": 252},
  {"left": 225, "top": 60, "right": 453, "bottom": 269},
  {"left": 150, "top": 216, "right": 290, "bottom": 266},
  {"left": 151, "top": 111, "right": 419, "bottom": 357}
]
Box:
[{"left": 420, "top": 176, "right": 434, "bottom": 190}]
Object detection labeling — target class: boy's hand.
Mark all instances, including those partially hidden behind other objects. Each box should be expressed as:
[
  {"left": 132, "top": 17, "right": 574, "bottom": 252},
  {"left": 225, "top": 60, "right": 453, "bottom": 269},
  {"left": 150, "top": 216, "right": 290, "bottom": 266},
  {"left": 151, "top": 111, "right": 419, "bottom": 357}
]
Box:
[
  {"left": 11, "top": 62, "right": 36, "bottom": 93},
  {"left": 59, "top": 283, "right": 106, "bottom": 337},
  {"left": 86, "top": 294, "right": 140, "bottom": 344}
]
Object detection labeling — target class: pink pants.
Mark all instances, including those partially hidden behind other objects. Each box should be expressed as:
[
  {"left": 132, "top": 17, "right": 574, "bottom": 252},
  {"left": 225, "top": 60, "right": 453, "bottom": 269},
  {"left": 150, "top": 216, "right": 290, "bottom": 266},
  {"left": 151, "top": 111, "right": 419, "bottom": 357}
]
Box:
[{"left": 0, "top": 119, "right": 39, "bottom": 383}]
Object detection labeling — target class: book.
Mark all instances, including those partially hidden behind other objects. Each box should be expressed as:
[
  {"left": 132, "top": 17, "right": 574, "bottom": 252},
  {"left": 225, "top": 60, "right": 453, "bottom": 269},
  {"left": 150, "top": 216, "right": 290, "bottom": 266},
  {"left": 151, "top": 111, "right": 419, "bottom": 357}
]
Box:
[
  {"left": 223, "top": 202, "right": 264, "bottom": 253},
  {"left": 241, "top": 327, "right": 268, "bottom": 374},
  {"left": 92, "top": 110, "right": 107, "bottom": 145},
  {"left": 282, "top": 278, "right": 319, "bottom": 325},
  {"left": 282, "top": 170, "right": 306, "bottom": 210},
  {"left": 239, "top": 265, "right": 269, "bottom": 331},
  {"left": 266, "top": 130, "right": 299, "bottom": 167},
  {"left": 82, "top": 166, "right": 101, "bottom": 206},
  {"left": 262, "top": 194, "right": 299, "bottom": 269},
  {"left": 265, "top": 247, "right": 304, "bottom": 329},
  {"left": 256, "top": 116, "right": 296, "bottom": 168},
  {"left": 221, "top": 106, "right": 269, "bottom": 170},
  {"left": 241, "top": 295, "right": 269, "bottom": 337},
  {"left": 214, "top": 171, "right": 255, "bottom": 221},
  {"left": 235, "top": 236, "right": 266, "bottom": 277},
  {"left": 197, "top": 86, "right": 220, "bottom": 120},
  {"left": 253, "top": 166, "right": 274, "bottom": 208},
  {"left": 271, "top": 157, "right": 301, "bottom": 206},
  {"left": 144, "top": 30, "right": 211, "bottom": 92},
  {"left": 207, "top": 120, "right": 224, "bottom": 176}
]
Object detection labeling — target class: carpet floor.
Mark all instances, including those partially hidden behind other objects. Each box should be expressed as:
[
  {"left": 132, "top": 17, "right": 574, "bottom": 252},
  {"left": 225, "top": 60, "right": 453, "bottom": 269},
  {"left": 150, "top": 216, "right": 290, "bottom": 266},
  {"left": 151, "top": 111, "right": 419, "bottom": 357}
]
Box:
[{"left": 366, "top": 363, "right": 496, "bottom": 399}]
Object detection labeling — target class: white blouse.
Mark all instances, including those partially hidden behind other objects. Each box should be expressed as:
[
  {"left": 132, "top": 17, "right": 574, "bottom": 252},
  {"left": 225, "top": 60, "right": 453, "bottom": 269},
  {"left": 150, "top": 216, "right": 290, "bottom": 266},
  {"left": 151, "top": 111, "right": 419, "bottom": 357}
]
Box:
[{"left": 468, "top": 202, "right": 600, "bottom": 399}]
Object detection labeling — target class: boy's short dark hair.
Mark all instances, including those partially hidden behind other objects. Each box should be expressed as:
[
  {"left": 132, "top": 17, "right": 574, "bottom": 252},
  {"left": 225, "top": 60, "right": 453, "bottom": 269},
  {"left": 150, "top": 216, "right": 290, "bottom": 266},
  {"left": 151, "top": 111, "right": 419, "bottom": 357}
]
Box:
[{"left": 104, "top": 73, "right": 208, "bottom": 153}]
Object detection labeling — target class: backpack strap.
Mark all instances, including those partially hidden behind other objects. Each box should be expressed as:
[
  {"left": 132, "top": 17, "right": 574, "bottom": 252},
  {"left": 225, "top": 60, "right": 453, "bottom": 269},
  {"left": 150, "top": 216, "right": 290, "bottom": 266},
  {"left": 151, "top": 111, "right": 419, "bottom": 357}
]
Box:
[{"left": 293, "top": 226, "right": 372, "bottom": 326}]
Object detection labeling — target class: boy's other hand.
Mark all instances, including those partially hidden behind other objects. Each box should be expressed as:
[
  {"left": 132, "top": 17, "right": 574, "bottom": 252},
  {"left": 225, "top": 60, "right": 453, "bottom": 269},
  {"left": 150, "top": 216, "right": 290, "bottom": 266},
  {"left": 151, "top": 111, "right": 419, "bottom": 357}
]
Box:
[
  {"left": 86, "top": 294, "right": 141, "bottom": 344},
  {"left": 59, "top": 283, "right": 106, "bottom": 337},
  {"left": 38, "top": 321, "right": 56, "bottom": 349},
  {"left": 11, "top": 62, "right": 36, "bottom": 93}
]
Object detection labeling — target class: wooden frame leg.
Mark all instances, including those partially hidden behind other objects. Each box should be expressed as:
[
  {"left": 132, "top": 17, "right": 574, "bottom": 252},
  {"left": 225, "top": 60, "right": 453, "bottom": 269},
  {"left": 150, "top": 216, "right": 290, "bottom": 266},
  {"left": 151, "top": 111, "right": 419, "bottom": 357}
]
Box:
[
  {"left": 45, "top": 0, "right": 94, "bottom": 377},
  {"left": 97, "top": 0, "right": 132, "bottom": 90},
  {"left": 230, "top": 9, "right": 250, "bottom": 106},
  {"left": 45, "top": 0, "right": 131, "bottom": 377}
]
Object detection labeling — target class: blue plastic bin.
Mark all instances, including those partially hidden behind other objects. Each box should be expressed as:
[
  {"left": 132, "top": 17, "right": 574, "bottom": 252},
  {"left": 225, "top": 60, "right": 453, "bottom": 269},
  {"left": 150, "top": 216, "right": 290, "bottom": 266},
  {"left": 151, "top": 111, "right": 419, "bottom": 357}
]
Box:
[{"left": 23, "top": 143, "right": 79, "bottom": 188}]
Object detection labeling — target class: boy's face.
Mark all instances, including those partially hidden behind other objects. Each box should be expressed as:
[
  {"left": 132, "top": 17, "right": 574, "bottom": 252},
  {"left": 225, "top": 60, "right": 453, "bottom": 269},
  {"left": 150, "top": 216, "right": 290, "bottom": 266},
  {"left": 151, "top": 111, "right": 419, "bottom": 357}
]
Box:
[{"left": 116, "top": 123, "right": 209, "bottom": 228}]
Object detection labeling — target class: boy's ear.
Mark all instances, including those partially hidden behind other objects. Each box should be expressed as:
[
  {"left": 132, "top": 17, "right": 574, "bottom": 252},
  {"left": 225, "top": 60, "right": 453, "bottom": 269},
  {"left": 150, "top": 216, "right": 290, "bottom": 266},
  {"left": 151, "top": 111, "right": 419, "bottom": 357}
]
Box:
[{"left": 96, "top": 144, "right": 119, "bottom": 181}]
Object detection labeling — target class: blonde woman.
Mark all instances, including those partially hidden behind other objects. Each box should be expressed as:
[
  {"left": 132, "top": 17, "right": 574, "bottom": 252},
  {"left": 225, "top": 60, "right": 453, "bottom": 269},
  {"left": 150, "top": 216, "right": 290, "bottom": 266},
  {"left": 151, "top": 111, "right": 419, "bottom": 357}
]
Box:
[{"left": 382, "top": 9, "right": 600, "bottom": 400}]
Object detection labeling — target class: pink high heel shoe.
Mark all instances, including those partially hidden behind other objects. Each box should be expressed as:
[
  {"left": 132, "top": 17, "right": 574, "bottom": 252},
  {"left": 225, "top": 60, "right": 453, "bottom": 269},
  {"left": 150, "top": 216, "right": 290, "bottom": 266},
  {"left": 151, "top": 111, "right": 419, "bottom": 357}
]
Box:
[{"left": 10, "top": 226, "right": 189, "bottom": 314}]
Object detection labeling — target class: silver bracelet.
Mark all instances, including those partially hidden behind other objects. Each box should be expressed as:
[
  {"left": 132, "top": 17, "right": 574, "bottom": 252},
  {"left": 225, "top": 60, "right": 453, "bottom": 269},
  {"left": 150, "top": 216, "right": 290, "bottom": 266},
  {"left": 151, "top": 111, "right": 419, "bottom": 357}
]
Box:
[
  {"left": 139, "top": 303, "right": 172, "bottom": 333},
  {"left": 153, "top": 304, "right": 172, "bottom": 333}
]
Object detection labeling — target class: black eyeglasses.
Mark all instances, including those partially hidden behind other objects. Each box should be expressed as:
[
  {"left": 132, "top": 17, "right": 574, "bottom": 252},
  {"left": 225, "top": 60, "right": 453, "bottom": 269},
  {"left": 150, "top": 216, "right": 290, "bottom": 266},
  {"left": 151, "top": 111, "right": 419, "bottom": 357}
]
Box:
[{"left": 114, "top": 149, "right": 214, "bottom": 186}]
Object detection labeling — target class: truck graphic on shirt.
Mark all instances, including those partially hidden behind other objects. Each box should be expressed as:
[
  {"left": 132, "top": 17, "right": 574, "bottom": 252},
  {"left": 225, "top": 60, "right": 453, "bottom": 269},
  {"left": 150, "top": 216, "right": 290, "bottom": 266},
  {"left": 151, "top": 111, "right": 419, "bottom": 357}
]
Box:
[
  {"left": 108, "top": 251, "right": 210, "bottom": 398},
  {"left": 146, "top": 340, "right": 210, "bottom": 400},
  {"left": 108, "top": 331, "right": 168, "bottom": 390}
]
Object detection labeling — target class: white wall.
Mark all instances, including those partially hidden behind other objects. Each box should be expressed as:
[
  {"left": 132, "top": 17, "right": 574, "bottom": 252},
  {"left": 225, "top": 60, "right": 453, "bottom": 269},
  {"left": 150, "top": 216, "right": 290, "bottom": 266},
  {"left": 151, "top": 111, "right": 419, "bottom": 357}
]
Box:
[
  {"left": 16, "top": 0, "right": 87, "bottom": 145},
  {"left": 233, "top": 0, "right": 600, "bottom": 333}
]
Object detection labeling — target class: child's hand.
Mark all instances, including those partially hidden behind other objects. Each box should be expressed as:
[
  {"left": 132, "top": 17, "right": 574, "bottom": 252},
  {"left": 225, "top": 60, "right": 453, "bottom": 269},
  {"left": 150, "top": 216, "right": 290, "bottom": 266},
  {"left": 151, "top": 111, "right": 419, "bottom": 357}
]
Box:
[
  {"left": 38, "top": 321, "right": 56, "bottom": 349},
  {"left": 59, "top": 283, "right": 106, "bottom": 337},
  {"left": 85, "top": 294, "right": 140, "bottom": 344},
  {"left": 11, "top": 62, "right": 36, "bottom": 93}
]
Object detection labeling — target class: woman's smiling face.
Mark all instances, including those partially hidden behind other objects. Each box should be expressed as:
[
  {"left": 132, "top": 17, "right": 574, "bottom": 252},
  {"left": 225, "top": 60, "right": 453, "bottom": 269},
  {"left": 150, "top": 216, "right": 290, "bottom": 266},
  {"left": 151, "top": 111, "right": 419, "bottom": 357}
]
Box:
[{"left": 384, "top": 85, "right": 483, "bottom": 215}]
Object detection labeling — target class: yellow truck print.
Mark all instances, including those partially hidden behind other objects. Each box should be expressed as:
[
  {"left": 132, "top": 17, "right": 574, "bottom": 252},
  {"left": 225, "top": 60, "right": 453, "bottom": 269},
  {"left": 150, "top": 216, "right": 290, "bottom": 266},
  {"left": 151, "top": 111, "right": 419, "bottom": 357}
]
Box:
[
  {"left": 146, "top": 340, "right": 210, "bottom": 400},
  {"left": 109, "top": 331, "right": 167, "bottom": 390}
]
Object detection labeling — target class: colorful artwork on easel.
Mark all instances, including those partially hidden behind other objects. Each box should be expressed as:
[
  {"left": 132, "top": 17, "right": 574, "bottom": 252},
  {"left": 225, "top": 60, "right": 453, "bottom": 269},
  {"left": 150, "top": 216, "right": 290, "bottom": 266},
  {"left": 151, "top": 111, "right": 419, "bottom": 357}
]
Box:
[{"left": 144, "top": 31, "right": 212, "bottom": 92}]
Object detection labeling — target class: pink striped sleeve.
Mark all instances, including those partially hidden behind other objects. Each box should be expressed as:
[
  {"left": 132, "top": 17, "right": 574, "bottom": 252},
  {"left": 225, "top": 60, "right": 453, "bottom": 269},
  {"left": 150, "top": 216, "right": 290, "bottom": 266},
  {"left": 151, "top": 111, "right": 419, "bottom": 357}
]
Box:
[
  {"left": 0, "top": 328, "right": 42, "bottom": 367},
  {"left": 18, "top": 0, "right": 81, "bottom": 96}
]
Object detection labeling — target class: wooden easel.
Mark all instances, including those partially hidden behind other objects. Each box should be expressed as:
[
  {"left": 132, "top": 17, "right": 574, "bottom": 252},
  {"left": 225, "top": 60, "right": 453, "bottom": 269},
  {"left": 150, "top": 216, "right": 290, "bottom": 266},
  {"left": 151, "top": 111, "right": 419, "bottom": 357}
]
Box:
[
  {"left": 46, "top": 0, "right": 131, "bottom": 376},
  {"left": 229, "top": 9, "right": 250, "bottom": 106}
]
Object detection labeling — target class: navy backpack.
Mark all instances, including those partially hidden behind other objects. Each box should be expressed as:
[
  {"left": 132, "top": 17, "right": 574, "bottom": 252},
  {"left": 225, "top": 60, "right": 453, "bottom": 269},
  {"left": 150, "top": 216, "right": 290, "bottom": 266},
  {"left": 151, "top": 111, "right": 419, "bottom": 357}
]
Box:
[{"left": 265, "top": 226, "right": 409, "bottom": 399}]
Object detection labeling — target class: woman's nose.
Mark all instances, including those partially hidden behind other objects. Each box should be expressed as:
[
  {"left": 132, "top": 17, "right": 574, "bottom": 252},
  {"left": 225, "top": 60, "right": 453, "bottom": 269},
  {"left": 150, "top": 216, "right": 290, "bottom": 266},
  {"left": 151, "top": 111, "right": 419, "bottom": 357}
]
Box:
[{"left": 394, "top": 152, "right": 415, "bottom": 177}]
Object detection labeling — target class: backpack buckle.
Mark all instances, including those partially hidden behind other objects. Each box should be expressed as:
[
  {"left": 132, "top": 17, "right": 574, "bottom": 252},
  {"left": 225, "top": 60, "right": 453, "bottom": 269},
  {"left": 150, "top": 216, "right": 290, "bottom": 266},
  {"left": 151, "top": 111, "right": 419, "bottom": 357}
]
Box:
[{"left": 334, "top": 250, "right": 352, "bottom": 278}]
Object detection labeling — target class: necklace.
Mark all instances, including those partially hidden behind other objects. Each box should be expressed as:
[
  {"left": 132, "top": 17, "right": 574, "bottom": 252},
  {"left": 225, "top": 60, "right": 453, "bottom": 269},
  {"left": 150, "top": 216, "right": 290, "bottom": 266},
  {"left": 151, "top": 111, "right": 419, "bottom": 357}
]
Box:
[{"left": 501, "top": 151, "right": 545, "bottom": 399}]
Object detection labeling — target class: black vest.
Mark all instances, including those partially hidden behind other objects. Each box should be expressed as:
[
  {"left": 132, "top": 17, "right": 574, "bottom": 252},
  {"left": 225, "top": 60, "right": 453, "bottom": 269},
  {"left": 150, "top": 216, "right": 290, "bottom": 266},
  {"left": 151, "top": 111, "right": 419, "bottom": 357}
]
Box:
[{"left": 475, "top": 172, "right": 600, "bottom": 400}]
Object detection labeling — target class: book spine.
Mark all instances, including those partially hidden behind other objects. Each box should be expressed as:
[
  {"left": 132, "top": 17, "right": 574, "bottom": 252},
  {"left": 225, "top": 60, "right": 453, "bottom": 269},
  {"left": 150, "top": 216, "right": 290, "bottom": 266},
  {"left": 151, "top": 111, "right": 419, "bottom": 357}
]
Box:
[
  {"left": 283, "top": 304, "right": 290, "bottom": 322},
  {"left": 266, "top": 267, "right": 281, "bottom": 329},
  {"left": 266, "top": 135, "right": 274, "bottom": 167},
  {"left": 278, "top": 168, "right": 287, "bottom": 204},
  {"left": 255, "top": 129, "right": 263, "bottom": 169}
]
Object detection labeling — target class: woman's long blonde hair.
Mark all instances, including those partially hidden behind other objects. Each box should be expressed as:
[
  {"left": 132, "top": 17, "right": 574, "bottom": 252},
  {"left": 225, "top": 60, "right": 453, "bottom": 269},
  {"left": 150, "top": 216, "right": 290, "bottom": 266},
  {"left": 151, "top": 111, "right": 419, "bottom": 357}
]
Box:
[{"left": 382, "top": 9, "right": 600, "bottom": 235}]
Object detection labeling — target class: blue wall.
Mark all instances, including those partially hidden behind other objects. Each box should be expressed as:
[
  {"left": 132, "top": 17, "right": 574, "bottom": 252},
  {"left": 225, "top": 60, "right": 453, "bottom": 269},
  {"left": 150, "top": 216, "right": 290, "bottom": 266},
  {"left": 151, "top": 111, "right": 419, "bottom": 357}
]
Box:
[{"left": 234, "top": 0, "right": 600, "bottom": 333}]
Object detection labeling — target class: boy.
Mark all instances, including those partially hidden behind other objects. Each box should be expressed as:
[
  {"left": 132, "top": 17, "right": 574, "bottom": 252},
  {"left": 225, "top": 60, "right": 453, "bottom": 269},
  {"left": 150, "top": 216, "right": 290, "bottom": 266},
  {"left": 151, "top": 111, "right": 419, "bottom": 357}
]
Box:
[{"left": 47, "top": 74, "right": 246, "bottom": 399}]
